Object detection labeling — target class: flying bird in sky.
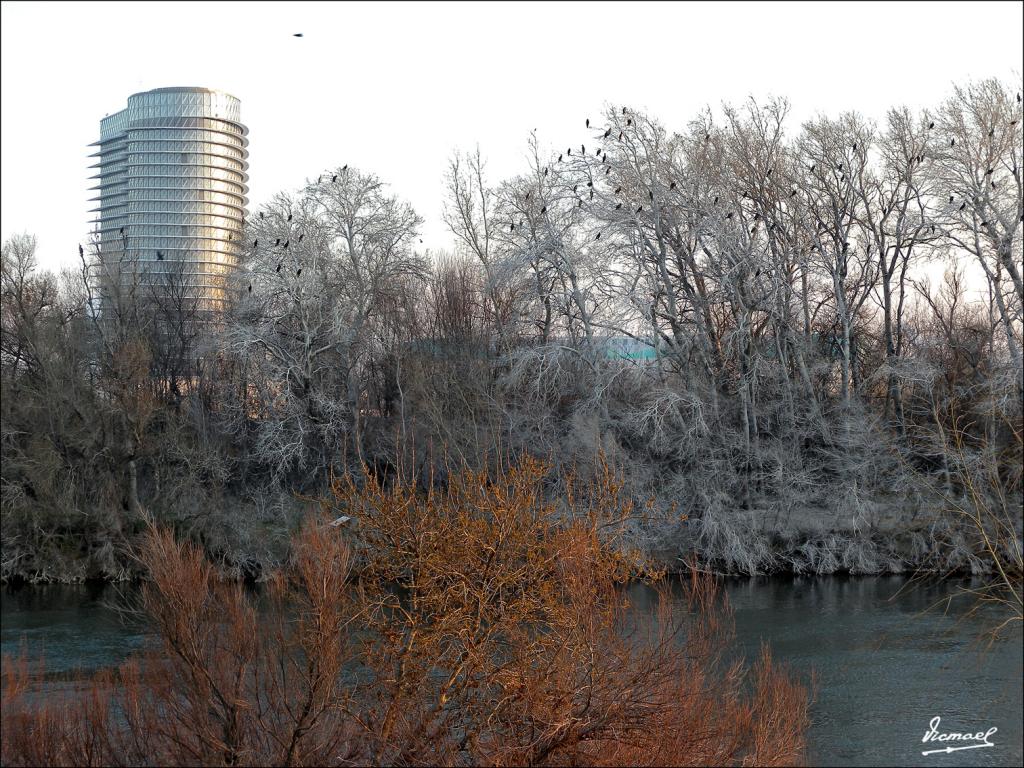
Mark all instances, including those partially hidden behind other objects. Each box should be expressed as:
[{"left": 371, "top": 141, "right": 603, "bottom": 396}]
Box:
[{"left": 293, "top": 33, "right": 303, "bottom": 37}]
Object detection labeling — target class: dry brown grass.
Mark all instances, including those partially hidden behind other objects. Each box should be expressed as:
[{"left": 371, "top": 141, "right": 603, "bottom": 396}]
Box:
[{"left": 2, "top": 458, "right": 810, "bottom": 766}]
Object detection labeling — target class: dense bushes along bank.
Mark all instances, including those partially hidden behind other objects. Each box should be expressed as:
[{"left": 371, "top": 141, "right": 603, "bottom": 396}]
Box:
[{"left": 2, "top": 460, "right": 810, "bottom": 767}]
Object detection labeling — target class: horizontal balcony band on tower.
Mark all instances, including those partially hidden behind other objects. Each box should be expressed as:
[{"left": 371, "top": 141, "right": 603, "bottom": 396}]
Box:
[
  {"left": 90, "top": 201, "right": 247, "bottom": 219},
  {"left": 127, "top": 115, "right": 248, "bottom": 134},
  {"left": 97, "top": 222, "right": 244, "bottom": 237},
  {"left": 92, "top": 164, "right": 249, "bottom": 182},
  {"left": 97, "top": 207, "right": 246, "bottom": 223},
  {"left": 91, "top": 187, "right": 249, "bottom": 205},
  {"left": 94, "top": 174, "right": 249, "bottom": 190},
  {"left": 90, "top": 197, "right": 247, "bottom": 215}
]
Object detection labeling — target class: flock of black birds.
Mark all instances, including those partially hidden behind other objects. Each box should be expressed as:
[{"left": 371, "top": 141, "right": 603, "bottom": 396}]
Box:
[
  {"left": 507, "top": 100, "right": 1022, "bottom": 244},
  {"left": 244, "top": 164, "right": 355, "bottom": 293}
]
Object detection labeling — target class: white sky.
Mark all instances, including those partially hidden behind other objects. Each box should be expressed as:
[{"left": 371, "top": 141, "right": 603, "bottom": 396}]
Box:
[{"left": 2, "top": 0, "right": 1022, "bottom": 274}]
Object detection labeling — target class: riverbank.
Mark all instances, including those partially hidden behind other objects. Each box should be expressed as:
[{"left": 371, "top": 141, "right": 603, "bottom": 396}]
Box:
[{"left": 3, "top": 498, "right": 1021, "bottom": 585}]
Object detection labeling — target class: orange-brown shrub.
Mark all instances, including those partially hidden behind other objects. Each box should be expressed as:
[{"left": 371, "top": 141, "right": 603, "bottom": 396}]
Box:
[{"left": 2, "top": 458, "right": 810, "bottom": 766}]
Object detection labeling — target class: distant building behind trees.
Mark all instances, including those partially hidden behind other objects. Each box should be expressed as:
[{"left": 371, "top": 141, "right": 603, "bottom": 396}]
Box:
[{"left": 88, "top": 87, "right": 249, "bottom": 322}]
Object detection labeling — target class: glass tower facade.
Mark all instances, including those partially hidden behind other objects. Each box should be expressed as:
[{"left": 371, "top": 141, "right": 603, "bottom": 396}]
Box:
[{"left": 88, "top": 87, "right": 248, "bottom": 316}]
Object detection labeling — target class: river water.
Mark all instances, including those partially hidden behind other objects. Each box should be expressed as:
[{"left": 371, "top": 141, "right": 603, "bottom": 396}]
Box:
[{"left": 2, "top": 575, "right": 1021, "bottom": 767}]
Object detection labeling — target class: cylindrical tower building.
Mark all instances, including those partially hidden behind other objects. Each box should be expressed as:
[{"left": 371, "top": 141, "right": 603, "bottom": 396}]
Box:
[{"left": 88, "top": 87, "right": 248, "bottom": 317}]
